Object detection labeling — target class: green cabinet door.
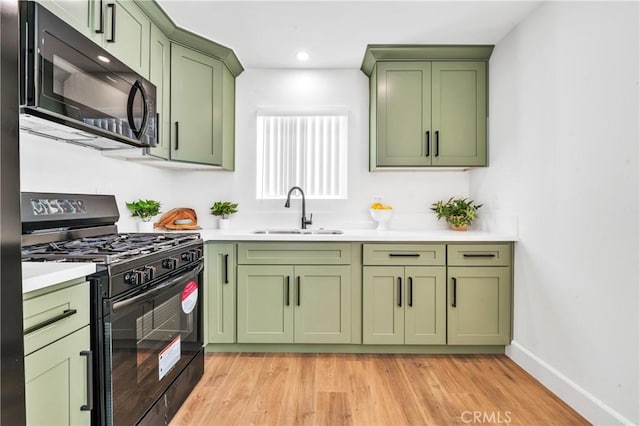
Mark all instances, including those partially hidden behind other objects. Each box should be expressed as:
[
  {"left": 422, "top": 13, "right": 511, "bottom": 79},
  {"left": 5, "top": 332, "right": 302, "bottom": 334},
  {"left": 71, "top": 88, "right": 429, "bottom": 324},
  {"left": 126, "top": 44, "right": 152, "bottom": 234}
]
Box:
[
  {"left": 148, "top": 24, "right": 170, "bottom": 159},
  {"left": 170, "top": 43, "right": 234, "bottom": 168},
  {"left": 404, "top": 267, "right": 446, "bottom": 345},
  {"left": 363, "top": 266, "right": 404, "bottom": 344},
  {"left": 237, "top": 265, "right": 293, "bottom": 343},
  {"left": 101, "top": 0, "right": 150, "bottom": 78},
  {"left": 368, "top": 56, "right": 488, "bottom": 169},
  {"left": 25, "top": 326, "right": 91, "bottom": 426},
  {"left": 35, "top": 0, "right": 93, "bottom": 38},
  {"left": 431, "top": 62, "right": 487, "bottom": 166},
  {"left": 447, "top": 267, "right": 511, "bottom": 345},
  {"left": 376, "top": 62, "right": 431, "bottom": 167},
  {"left": 205, "top": 243, "right": 236, "bottom": 344},
  {"left": 364, "top": 266, "right": 445, "bottom": 345},
  {"left": 294, "top": 265, "right": 351, "bottom": 344}
]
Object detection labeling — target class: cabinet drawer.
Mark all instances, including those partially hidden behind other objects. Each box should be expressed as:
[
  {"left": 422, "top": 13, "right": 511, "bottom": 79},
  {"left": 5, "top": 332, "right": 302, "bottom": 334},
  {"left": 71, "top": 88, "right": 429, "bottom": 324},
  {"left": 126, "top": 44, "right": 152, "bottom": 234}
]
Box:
[
  {"left": 363, "top": 244, "right": 445, "bottom": 266},
  {"left": 23, "top": 280, "right": 90, "bottom": 355},
  {"left": 447, "top": 244, "right": 512, "bottom": 266},
  {"left": 237, "top": 243, "right": 351, "bottom": 265}
]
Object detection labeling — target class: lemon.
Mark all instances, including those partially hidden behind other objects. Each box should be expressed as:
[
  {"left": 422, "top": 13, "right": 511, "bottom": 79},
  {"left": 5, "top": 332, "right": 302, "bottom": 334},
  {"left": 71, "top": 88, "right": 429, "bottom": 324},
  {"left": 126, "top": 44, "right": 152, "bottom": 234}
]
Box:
[
  {"left": 383, "top": 205, "right": 393, "bottom": 210},
  {"left": 371, "top": 202, "right": 383, "bottom": 210}
]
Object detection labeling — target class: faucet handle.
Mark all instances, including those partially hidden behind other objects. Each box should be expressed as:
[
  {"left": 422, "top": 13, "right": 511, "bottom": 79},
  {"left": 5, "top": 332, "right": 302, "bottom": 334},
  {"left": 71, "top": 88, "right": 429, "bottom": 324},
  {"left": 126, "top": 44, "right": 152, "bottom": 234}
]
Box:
[{"left": 304, "top": 213, "right": 313, "bottom": 227}]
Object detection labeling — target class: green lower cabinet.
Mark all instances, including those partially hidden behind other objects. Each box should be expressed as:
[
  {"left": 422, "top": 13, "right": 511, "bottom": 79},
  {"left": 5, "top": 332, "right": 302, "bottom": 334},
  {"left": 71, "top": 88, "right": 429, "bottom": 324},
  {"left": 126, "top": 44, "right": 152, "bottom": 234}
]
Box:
[
  {"left": 237, "top": 265, "right": 351, "bottom": 344},
  {"left": 237, "top": 265, "right": 293, "bottom": 343},
  {"left": 24, "top": 325, "right": 91, "bottom": 426},
  {"left": 404, "top": 267, "right": 447, "bottom": 344},
  {"left": 447, "top": 267, "right": 511, "bottom": 345},
  {"left": 294, "top": 265, "right": 351, "bottom": 344},
  {"left": 363, "top": 266, "right": 446, "bottom": 345},
  {"left": 205, "top": 243, "right": 236, "bottom": 344}
]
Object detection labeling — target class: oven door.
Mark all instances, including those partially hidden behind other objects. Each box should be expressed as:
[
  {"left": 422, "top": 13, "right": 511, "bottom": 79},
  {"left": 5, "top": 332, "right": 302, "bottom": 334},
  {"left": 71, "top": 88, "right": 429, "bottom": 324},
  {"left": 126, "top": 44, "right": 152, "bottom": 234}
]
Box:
[{"left": 104, "top": 261, "right": 203, "bottom": 426}]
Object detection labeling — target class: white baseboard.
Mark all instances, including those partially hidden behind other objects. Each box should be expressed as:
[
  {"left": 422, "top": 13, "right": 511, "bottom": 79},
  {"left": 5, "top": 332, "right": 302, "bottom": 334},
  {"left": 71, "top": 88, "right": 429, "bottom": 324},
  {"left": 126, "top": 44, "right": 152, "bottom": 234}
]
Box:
[{"left": 506, "top": 341, "right": 635, "bottom": 425}]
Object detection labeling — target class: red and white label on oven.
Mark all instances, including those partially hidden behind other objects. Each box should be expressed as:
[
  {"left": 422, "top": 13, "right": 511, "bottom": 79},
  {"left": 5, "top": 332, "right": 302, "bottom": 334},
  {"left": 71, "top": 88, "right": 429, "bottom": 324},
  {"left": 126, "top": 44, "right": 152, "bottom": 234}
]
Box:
[
  {"left": 158, "top": 336, "right": 181, "bottom": 381},
  {"left": 181, "top": 281, "right": 198, "bottom": 314}
]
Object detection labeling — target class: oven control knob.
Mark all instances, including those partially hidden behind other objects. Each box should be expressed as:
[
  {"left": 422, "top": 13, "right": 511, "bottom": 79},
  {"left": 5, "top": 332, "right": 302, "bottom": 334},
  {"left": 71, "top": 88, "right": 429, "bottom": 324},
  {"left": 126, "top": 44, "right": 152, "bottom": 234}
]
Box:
[
  {"left": 162, "top": 258, "right": 178, "bottom": 270},
  {"left": 181, "top": 251, "right": 197, "bottom": 262},
  {"left": 125, "top": 270, "right": 145, "bottom": 285},
  {"left": 143, "top": 266, "right": 156, "bottom": 281}
]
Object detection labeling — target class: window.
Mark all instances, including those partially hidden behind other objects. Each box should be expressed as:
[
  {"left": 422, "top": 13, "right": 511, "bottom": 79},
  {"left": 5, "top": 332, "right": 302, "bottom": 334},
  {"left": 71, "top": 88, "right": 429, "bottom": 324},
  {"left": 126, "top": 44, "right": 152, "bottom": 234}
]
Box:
[{"left": 256, "top": 107, "right": 348, "bottom": 199}]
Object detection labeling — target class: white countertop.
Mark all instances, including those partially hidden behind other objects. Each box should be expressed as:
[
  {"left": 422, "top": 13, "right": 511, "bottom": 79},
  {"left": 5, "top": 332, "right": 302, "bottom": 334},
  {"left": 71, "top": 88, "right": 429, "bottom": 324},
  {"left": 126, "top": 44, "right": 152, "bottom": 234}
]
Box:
[
  {"left": 20, "top": 229, "right": 515, "bottom": 294},
  {"left": 22, "top": 263, "right": 97, "bottom": 294},
  {"left": 198, "top": 228, "right": 518, "bottom": 242}
]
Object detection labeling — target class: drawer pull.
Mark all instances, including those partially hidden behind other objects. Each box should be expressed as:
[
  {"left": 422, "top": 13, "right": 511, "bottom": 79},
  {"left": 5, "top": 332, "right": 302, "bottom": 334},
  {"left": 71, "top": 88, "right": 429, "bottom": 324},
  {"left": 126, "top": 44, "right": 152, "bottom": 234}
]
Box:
[
  {"left": 463, "top": 254, "right": 496, "bottom": 259},
  {"left": 24, "top": 308, "right": 78, "bottom": 335},
  {"left": 80, "top": 350, "right": 94, "bottom": 411},
  {"left": 389, "top": 253, "right": 420, "bottom": 258}
]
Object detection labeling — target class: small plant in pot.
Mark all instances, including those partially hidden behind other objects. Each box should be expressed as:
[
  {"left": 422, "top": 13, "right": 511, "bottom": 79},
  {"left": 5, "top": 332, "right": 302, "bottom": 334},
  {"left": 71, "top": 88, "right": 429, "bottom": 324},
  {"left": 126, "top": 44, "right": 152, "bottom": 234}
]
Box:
[
  {"left": 126, "top": 199, "right": 161, "bottom": 232},
  {"left": 431, "top": 197, "right": 482, "bottom": 231},
  {"left": 210, "top": 201, "right": 238, "bottom": 229}
]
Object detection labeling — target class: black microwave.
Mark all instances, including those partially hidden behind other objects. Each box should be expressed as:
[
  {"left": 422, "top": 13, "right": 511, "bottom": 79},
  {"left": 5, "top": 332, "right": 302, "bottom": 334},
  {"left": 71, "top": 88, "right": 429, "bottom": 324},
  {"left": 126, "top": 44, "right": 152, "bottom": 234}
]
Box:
[{"left": 19, "top": 1, "right": 157, "bottom": 149}]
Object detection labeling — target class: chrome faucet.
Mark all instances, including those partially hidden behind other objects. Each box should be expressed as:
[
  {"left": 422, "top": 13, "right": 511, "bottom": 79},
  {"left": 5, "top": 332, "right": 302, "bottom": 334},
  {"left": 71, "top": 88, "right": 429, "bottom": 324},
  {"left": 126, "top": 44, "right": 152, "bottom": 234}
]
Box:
[{"left": 284, "top": 186, "right": 312, "bottom": 229}]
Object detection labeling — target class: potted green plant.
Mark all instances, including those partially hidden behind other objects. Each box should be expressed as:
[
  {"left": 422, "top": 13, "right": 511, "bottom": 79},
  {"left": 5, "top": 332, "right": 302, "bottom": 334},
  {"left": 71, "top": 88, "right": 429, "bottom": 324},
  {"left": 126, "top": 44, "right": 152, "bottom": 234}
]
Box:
[
  {"left": 126, "top": 199, "right": 161, "bottom": 232},
  {"left": 210, "top": 201, "right": 238, "bottom": 229},
  {"left": 431, "top": 197, "right": 483, "bottom": 231}
]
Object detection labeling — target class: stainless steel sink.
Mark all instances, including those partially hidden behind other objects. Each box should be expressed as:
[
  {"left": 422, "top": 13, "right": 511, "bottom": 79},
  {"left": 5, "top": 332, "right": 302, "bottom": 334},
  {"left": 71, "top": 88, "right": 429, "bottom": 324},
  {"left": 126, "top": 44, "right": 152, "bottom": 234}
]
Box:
[{"left": 252, "top": 229, "right": 343, "bottom": 235}]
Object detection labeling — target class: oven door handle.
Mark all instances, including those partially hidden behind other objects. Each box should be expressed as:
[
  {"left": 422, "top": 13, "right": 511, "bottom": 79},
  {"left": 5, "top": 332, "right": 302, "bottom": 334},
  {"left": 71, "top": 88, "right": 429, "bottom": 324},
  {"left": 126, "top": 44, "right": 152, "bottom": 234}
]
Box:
[{"left": 112, "top": 262, "right": 203, "bottom": 312}]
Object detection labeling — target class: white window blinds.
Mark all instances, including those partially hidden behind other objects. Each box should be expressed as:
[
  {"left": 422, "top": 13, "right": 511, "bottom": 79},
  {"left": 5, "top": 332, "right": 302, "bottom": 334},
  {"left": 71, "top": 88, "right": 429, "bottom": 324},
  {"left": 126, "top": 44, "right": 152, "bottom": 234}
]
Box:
[{"left": 256, "top": 108, "right": 348, "bottom": 199}]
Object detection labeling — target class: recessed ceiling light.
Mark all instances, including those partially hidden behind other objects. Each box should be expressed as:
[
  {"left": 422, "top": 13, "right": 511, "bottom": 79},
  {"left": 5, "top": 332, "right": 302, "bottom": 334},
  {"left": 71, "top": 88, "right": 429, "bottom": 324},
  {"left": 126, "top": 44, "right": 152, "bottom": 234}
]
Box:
[
  {"left": 296, "top": 51, "right": 309, "bottom": 62},
  {"left": 97, "top": 55, "right": 110, "bottom": 63}
]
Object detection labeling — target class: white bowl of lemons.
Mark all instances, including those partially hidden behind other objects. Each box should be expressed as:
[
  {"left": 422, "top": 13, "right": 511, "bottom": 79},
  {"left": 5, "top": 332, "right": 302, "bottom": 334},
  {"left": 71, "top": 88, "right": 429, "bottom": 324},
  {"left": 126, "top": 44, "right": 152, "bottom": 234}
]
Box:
[{"left": 369, "top": 202, "right": 393, "bottom": 230}]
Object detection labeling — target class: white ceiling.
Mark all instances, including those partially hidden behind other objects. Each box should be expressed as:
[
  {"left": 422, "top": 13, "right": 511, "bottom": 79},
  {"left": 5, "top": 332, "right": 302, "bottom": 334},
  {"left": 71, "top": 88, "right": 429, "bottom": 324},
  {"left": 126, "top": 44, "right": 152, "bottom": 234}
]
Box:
[{"left": 155, "top": 1, "right": 541, "bottom": 69}]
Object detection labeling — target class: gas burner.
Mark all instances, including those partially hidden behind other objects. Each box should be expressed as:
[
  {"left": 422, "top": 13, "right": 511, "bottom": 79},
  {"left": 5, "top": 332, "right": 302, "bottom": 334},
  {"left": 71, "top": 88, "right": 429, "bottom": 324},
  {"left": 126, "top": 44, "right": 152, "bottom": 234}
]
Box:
[{"left": 21, "top": 232, "right": 200, "bottom": 265}]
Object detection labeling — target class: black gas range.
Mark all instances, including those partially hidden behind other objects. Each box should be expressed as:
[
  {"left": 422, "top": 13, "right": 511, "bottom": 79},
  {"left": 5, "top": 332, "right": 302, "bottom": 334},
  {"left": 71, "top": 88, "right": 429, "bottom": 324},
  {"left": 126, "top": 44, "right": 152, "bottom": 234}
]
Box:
[
  {"left": 21, "top": 192, "right": 204, "bottom": 426},
  {"left": 22, "top": 231, "right": 203, "bottom": 297}
]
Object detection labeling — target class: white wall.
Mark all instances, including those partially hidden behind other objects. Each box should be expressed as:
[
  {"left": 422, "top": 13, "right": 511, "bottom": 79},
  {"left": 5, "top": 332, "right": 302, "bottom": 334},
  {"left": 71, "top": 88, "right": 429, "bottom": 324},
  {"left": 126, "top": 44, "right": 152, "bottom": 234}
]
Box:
[
  {"left": 171, "top": 69, "right": 469, "bottom": 230},
  {"left": 19, "top": 132, "right": 174, "bottom": 232},
  {"left": 470, "top": 2, "right": 639, "bottom": 424},
  {"left": 21, "top": 69, "right": 469, "bottom": 230}
]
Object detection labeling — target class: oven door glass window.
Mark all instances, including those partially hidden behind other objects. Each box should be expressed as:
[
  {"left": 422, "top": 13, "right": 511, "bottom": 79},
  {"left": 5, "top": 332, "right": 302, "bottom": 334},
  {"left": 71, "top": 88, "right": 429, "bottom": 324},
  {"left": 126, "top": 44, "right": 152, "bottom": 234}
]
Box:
[{"left": 106, "top": 264, "right": 202, "bottom": 426}]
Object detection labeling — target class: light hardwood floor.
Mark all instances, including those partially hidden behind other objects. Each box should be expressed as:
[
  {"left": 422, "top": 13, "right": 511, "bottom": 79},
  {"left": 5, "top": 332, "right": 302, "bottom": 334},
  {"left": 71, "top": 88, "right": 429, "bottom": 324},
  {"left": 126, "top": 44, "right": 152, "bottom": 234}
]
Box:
[{"left": 171, "top": 353, "right": 588, "bottom": 426}]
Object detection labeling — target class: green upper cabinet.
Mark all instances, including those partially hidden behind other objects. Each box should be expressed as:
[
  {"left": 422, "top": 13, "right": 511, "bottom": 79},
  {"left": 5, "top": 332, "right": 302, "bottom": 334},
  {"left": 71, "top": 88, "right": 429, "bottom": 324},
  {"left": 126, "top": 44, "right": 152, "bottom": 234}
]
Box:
[
  {"left": 170, "top": 43, "right": 235, "bottom": 169},
  {"left": 148, "top": 23, "right": 171, "bottom": 159},
  {"left": 35, "top": 0, "right": 93, "bottom": 37},
  {"left": 375, "top": 62, "right": 432, "bottom": 166},
  {"left": 431, "top": 62, "right": 487, "bottom": 166},
  {"left": 362, "top": 45, "right": 493, "bottom": 169},
  {"left": 93, "top": 0, "right": 151, "bottom": 78}
]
